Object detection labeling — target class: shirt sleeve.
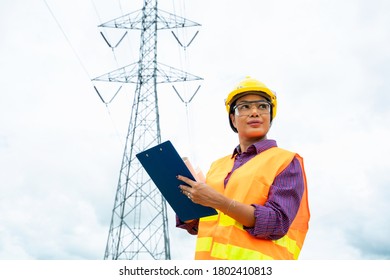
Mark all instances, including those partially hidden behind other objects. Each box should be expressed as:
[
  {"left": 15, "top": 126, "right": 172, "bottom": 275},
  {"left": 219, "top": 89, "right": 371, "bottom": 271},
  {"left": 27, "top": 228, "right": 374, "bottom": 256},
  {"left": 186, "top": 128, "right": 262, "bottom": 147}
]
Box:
[
  {"left": 245, "top": 156, "right": 304, "bottom": 240},
  {"left": 175, "top": 215, "right": 199, "bottom": 235}
]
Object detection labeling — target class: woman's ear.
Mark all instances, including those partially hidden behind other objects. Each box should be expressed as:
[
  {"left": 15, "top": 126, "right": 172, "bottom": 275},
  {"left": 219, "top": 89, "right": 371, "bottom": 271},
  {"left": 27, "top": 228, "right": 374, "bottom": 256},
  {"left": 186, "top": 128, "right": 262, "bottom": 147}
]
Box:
[{"left": 230, "top": 113, "right": 237, "bottom": 130}]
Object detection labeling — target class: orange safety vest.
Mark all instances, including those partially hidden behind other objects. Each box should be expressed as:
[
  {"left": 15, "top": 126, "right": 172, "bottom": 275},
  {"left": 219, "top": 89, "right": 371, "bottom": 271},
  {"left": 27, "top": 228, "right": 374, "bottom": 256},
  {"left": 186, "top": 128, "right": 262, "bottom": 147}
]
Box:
[{"left": 195, "top": 147, "right": 310, "bottom": 260}]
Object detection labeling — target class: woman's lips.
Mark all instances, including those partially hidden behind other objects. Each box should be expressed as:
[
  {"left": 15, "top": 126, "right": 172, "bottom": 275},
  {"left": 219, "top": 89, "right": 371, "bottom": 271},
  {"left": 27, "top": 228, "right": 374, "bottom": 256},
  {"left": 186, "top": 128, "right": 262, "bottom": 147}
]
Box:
[
  {"left": 247, "top": 120, "right": 262, "bottom": 127},
  {"left": 247, "top": 120, "right": 262, "bottom": 125}
]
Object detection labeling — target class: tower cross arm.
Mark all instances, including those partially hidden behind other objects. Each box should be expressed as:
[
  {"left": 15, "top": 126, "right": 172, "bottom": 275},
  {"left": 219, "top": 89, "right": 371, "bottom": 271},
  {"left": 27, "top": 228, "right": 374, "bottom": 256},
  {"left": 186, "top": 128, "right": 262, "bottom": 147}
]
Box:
[
  {"left": 92, "top": 62, "right": 202, "bottom": 84},
  {"left": 156, "top": 63, "right": 203, "bottom": 83},
  {"left": 156, "top": 9, "right": 201, "bottom": 29},
  {"left": 99, "top": 8, "right": 200, "bottom": 30},
  {"left": 92, "top": 62, "right": 139, "bottom": 83}
]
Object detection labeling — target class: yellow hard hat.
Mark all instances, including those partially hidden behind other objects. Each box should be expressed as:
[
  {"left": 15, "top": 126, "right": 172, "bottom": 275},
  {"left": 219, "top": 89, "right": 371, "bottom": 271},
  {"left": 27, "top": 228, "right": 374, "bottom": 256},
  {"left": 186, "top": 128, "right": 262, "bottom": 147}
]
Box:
[{"left": 225, "top": 76, "right": 277, "bottom": 120}]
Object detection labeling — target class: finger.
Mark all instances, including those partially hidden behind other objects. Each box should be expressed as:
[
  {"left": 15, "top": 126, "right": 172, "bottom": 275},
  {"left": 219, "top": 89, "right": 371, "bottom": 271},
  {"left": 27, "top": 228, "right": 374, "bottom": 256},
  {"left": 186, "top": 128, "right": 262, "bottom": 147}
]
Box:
[
  {"left": 179, "top": 187, "right": 193, "bottom": 201},
  {"left": 176, "top": 175, "right": 195, "bottom": 186},
  {"left": 179, "top": 185, "right": 191, "bottom": 193}
]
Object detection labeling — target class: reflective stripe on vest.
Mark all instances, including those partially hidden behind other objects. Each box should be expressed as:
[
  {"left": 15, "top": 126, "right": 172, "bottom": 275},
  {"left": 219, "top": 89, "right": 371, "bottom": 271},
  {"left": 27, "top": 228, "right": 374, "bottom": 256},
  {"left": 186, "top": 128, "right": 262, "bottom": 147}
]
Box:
[
  {"left": 195, "top": 147, "right": 310, "bottom": 260},
  {"left": 196, "top": 215, "right": 302, "bottom": 260}
]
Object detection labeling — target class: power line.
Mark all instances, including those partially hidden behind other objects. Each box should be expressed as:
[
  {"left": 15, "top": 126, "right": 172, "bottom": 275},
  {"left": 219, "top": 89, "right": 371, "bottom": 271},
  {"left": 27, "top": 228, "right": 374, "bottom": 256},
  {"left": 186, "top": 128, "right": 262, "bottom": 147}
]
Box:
[
  {"left": 43, "top": 0, "right": 127, "bottom": 149},
  {"left": 42, "top": 0, "right": 92, "bottom": 80}
]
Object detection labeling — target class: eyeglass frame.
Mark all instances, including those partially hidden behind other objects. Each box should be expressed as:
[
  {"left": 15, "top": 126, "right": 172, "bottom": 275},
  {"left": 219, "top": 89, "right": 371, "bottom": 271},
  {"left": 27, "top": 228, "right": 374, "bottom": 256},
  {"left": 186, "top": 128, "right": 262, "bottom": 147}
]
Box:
[{"left": 232, "top": 100, "right": 272, "bottom": 116}]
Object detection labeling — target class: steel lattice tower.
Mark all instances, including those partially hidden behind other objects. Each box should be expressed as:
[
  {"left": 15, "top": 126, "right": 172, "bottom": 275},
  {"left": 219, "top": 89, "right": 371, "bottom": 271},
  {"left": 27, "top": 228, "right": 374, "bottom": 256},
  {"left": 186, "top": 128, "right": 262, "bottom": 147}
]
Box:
[{"left": 93, "top": 0, "right": 202, "bottom": 260}]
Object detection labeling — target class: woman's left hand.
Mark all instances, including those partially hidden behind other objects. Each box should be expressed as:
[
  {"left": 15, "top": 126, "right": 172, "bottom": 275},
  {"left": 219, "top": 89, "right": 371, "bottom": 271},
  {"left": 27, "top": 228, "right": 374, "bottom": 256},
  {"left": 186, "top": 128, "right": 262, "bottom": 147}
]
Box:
[
  {"left": 177, "top": 175, "right": 223, "bottom": 208},
  {"left": 177, "top": 175, "right": 256, "bottom": 227}
]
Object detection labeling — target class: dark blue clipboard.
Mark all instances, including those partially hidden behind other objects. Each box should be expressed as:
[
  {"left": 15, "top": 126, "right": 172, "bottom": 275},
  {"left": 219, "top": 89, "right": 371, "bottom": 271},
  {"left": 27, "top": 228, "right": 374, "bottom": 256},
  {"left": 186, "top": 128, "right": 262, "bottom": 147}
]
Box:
[{"left": 136, "top": 140, "right": 217, "bottom": 221}]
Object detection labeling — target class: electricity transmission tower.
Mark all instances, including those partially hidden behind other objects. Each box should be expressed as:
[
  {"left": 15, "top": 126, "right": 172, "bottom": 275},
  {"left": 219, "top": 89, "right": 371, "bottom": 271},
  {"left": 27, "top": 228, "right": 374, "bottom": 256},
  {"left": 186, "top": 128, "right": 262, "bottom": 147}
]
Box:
[{"left": 92, "top": 0, "right": 202, "bottom": 260}]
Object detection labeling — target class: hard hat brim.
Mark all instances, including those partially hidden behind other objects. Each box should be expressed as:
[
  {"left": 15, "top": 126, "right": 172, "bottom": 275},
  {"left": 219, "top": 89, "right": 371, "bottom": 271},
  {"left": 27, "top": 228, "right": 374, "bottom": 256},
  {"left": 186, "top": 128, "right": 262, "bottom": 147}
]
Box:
[{"left": 228, "top": 91, "right": 271, "bottom": 110}]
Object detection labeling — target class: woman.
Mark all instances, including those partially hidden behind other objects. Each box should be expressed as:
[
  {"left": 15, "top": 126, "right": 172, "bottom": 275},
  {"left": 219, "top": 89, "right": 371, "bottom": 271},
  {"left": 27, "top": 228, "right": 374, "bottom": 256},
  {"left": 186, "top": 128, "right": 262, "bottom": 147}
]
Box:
[{"left": 177, "top": 76, "right": 310, "bottom": 260}]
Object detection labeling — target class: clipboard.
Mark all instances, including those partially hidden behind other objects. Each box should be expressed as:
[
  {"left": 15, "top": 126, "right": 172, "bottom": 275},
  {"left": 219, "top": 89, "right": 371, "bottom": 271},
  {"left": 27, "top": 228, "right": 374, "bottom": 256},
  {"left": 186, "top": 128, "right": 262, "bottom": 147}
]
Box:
[{"left": 136, "top": 140, "right": 217, "bottom": 221}]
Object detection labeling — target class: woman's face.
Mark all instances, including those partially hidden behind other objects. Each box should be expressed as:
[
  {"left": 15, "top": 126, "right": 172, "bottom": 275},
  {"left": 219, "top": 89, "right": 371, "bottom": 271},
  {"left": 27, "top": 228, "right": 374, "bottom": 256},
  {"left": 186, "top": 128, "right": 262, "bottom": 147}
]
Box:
[{"left": 230, "top": 94, "right": 271, "bottom": 141}]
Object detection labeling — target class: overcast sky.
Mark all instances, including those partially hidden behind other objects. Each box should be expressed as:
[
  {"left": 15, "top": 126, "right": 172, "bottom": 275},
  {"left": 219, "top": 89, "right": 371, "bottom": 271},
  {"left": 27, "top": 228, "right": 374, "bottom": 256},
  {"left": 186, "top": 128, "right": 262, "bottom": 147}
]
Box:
[{"left": 1, "top": 0, "right": 389, "bottom": 260}]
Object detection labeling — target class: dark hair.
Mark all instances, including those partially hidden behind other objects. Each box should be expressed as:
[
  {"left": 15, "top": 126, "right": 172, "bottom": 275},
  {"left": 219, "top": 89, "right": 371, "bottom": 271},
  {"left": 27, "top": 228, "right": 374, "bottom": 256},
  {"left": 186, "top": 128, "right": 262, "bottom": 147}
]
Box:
[{"left": 228, "top": 100, "right": 238, "bottom": 133}]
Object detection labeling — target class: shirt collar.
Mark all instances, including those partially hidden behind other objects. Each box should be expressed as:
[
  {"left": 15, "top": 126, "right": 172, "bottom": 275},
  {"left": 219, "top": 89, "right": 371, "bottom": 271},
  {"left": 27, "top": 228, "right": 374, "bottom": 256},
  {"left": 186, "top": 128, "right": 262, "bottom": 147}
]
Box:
[{"left": 232, "top": 139, "right": 278, "bottom": 158}]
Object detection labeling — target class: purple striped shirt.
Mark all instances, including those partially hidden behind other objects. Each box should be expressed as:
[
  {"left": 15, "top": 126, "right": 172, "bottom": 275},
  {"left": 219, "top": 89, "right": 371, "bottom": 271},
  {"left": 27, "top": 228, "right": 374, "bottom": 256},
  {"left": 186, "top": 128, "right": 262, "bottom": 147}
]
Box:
[{"left": 176, "top": 139, "right": 304, "bottom": 240}]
